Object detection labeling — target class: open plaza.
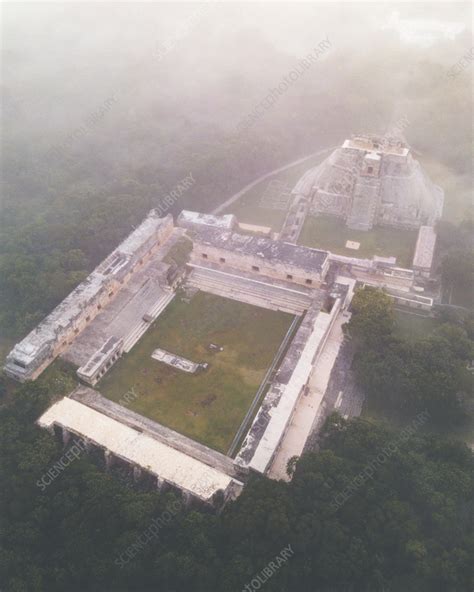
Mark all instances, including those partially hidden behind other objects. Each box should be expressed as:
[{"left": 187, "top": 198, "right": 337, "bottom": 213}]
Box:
[{"left": 99, "top": 292, "right": 294, "bottom": 453}]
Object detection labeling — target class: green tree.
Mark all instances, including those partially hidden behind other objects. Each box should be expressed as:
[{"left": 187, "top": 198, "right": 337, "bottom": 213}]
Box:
[{"left": 343, "top": 286, "right": 395, "bottom": 349}]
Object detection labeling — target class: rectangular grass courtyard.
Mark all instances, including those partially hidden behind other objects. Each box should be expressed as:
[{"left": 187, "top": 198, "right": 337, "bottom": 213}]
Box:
[
  {"left": 299, "top": 215, "right": 418, "bottom": 268},
  {"left": 98, "top": 292, "right": 294, "bottom": 453}
]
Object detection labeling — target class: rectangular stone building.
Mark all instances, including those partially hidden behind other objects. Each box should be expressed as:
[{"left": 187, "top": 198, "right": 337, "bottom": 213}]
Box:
[{"left": 190, "top": 228, "right": 329, "bottom": 288}]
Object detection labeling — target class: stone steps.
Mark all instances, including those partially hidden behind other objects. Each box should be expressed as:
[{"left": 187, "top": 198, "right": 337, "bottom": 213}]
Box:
[
  {"left": 189, "top": 275, "right": 308, "bottom": 313},
  {"left": 122, "top": 291, "right": 175, "bottom": 353},
  {"left": 346, "top": 178, "right": 380, "bottom": 230},
  {"left": 187, "top": 268, "right": 310, "bottom": 315}
]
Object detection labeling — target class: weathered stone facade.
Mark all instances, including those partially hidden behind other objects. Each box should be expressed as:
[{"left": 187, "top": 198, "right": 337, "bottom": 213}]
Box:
[
  {"left": 11, "top": 201, "right": 442, "bottom": 504},
  {"left": 4, "top": 211, "right": 174, "bottom": 382},
  {"left": 189, "top": 227, "right": 329, "bottom": 288}
]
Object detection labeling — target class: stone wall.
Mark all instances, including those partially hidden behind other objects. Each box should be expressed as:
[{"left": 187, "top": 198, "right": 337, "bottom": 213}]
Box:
[{"left": 191, "top": 239, "right": 329, "bottom": 288}]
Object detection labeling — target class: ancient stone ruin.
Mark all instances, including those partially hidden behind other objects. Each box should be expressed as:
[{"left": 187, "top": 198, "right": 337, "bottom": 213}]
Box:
[{"left": 292, "top": 135, "right": 444, "bottom": 231}]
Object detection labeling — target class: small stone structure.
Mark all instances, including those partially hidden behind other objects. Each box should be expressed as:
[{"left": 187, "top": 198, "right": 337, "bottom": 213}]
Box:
[
  {"left": 77, "top": 336, "right": 123, "bottom": 386},
  {"left": 237, "top": 222, "right": 272, "bottom": 237},
  {"left": 292, "top": 135, "right": 444, "bottom": 231},
  {"left": 151, "top": 348, "right": 207, "bottom": 373},
  {"left": 345, "top": 240, "right": 360, "bottom": 250}
]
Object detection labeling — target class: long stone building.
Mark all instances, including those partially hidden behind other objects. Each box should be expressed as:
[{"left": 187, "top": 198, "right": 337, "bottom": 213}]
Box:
[
  {"left": 4, "top": 211, "right": 174, "bottom": 381},
  {"left": 293, "top": 135, "right": 444, "bottom": 231},
  {"left": 38, "top": 386, "right": 244, "bottom": 508}
]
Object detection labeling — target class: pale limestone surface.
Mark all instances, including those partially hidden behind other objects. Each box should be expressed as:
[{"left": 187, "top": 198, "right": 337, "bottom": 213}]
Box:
[
  {"left": 38, "top": 397, "right": 242, "bottom": 502},
  {"left": 412, "top": 225, "right": 437, "bottom": 272},
  {"left": 268, "top": 310, "right": 347, "bottom": 480}
]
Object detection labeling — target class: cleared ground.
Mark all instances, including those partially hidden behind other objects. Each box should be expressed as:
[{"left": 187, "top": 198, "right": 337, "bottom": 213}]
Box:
[
  {"left": 99, "top": 292, "right": 294, "bottom": 452},
  {"left": 299, "top": 215, "right": 418, "bottom": 268},
  {"left": 223, "top": 151, "right": 332, "bottom": 232}
]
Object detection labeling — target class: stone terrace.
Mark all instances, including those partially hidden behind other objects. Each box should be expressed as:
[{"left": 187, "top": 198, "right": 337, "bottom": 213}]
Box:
[{"left": 186, "top": 262, "right": 316, "bottom": 315}]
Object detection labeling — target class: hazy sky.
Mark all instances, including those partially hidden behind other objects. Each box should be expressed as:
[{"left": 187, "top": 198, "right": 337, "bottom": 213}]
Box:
[
  {"left": 1, "top": 2, "right": 471, "bottom": 162},
  {"left": 2, "top": 2, "right": 470, "bottom": 56}
]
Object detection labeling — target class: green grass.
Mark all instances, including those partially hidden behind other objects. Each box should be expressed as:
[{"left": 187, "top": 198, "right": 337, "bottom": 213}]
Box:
[
  {"left": 299, "top": 215, "right": 418, "bottom": 268},
  {"left": 99, "top": 292, "right": 294, "bottom": 452},
  {"left": 223, "top": 152, "right": 331, "bottom": 232}
]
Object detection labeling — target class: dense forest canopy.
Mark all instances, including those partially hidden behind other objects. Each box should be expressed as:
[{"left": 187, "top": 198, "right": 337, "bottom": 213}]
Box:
[
  {"left": 1, "top": 384, "right": 473, "bottom": 592},
  {"left": 344, "top": 287, "right": 474, "bottom": 425}
]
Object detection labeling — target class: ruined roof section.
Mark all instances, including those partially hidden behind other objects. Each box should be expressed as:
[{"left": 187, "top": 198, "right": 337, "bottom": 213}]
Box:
[
  {"left": 177, "top": 210, "right": 236, "bottom": 230},
  {"left": 343, "top": 134, "right": 409, "bottom": 156},
  {"left": 412, "top": 225, "right": 437, "bottom": 270},
  {"left": 194, "top": 228, "right": 329, "bottom": 273},
  {"left": 38, "top": 392, "right": 242, "bottom": 503}
]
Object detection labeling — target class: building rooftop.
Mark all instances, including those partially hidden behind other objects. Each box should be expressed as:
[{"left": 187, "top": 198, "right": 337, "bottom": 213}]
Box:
[
  {"left": 194, "top": 228, "right": 329, "bottom": 273},
  {"left": 6, "top": 211, "right": 172, "bottom": 368},
  {"left": 412, "top": 225, "right": 437, "bottom": 270},
  {"left": 343, "top": 135, "right": 410, "bottom": 157},
  {"left": 365, "top": 152, "right": 381, "bottom": 161},
  {"left": 77, "top": 336, "right": 122, "bottom": 380},
  {"left": 177, "top": 210, "right": 236, "bottom": 230},
  {"left": 38, "top": 396, "right": 242, "bottom": 503}
]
